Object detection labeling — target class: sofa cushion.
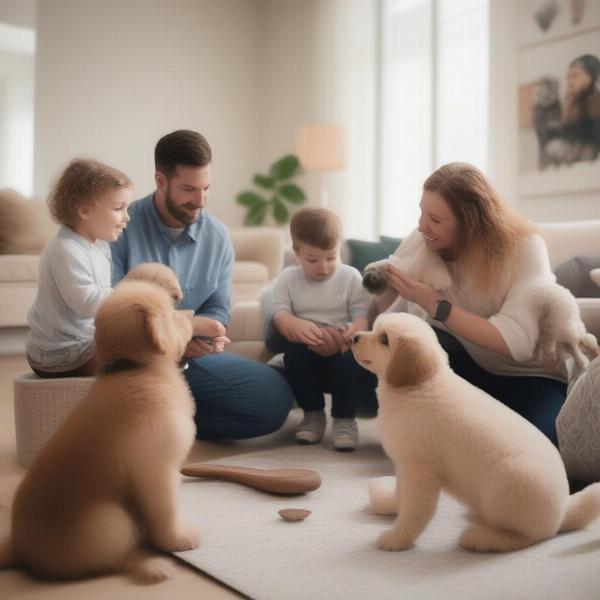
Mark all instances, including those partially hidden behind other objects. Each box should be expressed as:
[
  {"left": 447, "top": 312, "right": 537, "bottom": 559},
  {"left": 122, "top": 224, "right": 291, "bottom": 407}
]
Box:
[
  {"left": 232, "top": 261, "right": 269, "bottom": 284},
  {"left": 0, "top": 254, "right": 40, "bottom": 282},
  {"left": 554, "top": 256, "right": 600, "bottom": 298},
  {"left": 346, "top": 239, "right": 387, "bottom": 273},
  {"left": 379, "top": 235, "right": 403, "bottom": 256},
  {"left": 0, "top": 190, "right": 54, "bottom": 255}
]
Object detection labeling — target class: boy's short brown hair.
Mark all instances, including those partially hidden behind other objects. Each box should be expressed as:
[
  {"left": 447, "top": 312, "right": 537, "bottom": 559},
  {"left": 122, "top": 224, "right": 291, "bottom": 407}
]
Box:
[
  {"left": 48, "top": 159, "right": 133, "bottom": 228},
  {"left": 290, "top": 207, "right": 342, "bottom": 251}
]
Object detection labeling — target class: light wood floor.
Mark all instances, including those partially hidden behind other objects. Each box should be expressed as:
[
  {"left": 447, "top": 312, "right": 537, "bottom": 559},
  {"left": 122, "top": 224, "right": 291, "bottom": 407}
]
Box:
[{"left": 0, "top": 352, "right": 300, "bottom": 598}]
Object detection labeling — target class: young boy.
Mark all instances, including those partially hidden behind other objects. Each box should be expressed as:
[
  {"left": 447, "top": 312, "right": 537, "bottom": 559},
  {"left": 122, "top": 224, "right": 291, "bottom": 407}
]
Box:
[{"left": 267, "top": 207, "right": 374, "bottom": 451}]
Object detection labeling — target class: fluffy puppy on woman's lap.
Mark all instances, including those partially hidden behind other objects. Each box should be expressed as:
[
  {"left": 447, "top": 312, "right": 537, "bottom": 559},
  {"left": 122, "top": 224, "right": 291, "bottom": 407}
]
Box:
[
  {"left": 0, "top": 280, "right": 198, "bottom": 582},
  {"left": 352, "top": 313, "right": 600, "bottom": 552}
]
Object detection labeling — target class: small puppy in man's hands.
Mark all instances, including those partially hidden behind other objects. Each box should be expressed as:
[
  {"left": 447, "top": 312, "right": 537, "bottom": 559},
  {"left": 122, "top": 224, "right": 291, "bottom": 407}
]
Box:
[
  {"left": 123, "top": 263, "right": 229, "bottom": 353},
  {"left": 124, "top": 262, "right": 183, "bottom": 304},
  {"left": 352, "top": 313, "right": 600, "bottom": 552},
  {"left": 1, "top": 281, "right": 198, "bottom": 582}
]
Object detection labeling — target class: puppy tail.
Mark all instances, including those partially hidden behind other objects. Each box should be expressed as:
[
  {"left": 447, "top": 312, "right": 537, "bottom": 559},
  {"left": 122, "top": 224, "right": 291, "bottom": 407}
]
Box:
[
  {"left": 560, "top": 482, "right": 600, "bottom": 532},
  {"left": 0, "top": 535, "right": 17, "bottom": 569}
]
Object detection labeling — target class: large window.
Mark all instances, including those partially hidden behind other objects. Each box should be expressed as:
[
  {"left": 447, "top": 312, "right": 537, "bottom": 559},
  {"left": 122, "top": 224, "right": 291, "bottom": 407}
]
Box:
[
  {"left": 377, "top": 0, "right": 488, "bottom": 237},
  {"left": 0, "top": 22, "right": 35, "bottom": 197}
]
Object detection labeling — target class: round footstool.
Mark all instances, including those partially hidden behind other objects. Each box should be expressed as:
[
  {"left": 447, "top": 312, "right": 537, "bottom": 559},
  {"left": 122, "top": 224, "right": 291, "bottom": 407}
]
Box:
[{"left": 13, "top": 372, "right": 94, "bottom": 467}]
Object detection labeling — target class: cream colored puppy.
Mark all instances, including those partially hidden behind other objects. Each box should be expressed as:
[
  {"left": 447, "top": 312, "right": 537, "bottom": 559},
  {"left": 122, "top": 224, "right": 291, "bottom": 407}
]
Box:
[
  {"left": 0, "top": 281, "right": 198, "bottom": 582},
  {"left": 352, "top": 313, "right": 600, "bottom": 552}
]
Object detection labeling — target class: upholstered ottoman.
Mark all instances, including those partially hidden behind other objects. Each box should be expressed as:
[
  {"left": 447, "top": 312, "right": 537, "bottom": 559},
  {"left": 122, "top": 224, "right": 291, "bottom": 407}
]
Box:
[{"left": 13, "top": 372, "right": 94, "bottom": 467}]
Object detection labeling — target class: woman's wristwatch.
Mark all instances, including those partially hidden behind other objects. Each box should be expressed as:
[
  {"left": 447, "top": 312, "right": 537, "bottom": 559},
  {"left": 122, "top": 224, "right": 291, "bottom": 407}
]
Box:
[{"left": 434, "top": 299, "right": 453, "bottom": 323}]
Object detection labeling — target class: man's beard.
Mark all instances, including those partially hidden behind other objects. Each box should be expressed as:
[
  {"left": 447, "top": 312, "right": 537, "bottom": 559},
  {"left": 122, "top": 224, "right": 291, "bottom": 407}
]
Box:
[{"left": 165, "top": 185, "right": 202, "bottom": 226}]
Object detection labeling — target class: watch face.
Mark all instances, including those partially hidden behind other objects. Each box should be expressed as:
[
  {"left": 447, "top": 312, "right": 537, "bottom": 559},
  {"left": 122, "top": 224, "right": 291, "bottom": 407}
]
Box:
[{"left": 435, "top": 300, "right": 452, "bottom": 322}]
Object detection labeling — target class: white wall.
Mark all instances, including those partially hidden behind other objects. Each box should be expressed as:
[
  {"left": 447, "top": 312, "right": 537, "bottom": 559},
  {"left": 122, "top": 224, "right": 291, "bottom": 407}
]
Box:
[
  {"left": 0, "top": 0, "right": 35, "bottom": 28},
  {"left": 259, "top": 0, "right": 377, "bottom": 238},
  {"left": 488, "top": 0, "right": 600, "bottom": 222},
  {"left": 34, "top": 0, "right": 261, "bottom": 226}
]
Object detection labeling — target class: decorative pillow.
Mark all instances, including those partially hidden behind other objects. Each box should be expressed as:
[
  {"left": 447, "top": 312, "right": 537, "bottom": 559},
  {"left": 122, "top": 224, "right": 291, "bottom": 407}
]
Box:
[
  {"left": 379, "top": 235, "right": 403, "bottom": 256},
  {"left": 0, "top": 189, "right": 51, "bottom": 255},
  {"left": 554, "top": 256, "right": 600, "bottom": 298},
  {"left": 557, "top": 356, "right": 600, "bottom": 482},
  {"left": 346, "top": 239, "right": 388, "bottom": 273},
  {"left": 590, "top": 268, "right": 600, "bottom": 290}
]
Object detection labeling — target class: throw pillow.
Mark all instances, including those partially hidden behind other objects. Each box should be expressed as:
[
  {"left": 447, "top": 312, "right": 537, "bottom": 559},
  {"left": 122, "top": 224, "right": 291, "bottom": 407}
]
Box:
[
  {"left": 0, "top": 189, "right": 51, "bottom": 254},
  {"left": 590, "top": 268, "right": 600, "bottom": 290},
  {"left": 379, "top": 235, "right": 403, "bottom": 256},
  {"left": 554, "top": 256, "right": 600, "bottom": 298},
  {"left": 346, "top": 239, "right": 388, "bottom": 273}
]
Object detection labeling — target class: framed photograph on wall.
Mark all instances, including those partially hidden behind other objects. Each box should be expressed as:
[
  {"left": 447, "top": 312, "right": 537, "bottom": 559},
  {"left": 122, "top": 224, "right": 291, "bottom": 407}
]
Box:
[{"left": 518, "top": 25, "right": 600, "bottom": 197}]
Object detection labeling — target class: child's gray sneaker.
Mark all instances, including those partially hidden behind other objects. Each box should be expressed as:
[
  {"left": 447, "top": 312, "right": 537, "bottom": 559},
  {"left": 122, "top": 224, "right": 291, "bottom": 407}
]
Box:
[
  {"left": 295, "top": 410, "right": 326, "bottom": 445},
  {"left": 332, "top": 418, "right": 358, "bottom": 452}
]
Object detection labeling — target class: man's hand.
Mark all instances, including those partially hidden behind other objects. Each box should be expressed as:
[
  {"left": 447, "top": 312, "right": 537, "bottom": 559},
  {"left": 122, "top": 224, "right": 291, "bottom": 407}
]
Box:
[
  {"left": 274, "top": 313, "right": 324, "bottom": 346},
  {"left": 191, "top": 316, "right": 227, "bottom": 338},
  {"left": 184, "top": 335, "right": 231, "bottom": 358}
]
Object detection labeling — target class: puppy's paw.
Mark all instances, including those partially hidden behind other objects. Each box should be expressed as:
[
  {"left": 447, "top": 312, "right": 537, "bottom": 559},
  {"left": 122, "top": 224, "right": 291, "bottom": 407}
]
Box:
[
  {"left": 173, "top": 525, "right": 201, "bottom": 551},
  {"left": 362, "top": 269, "right": 388, "bottom": 294},
  {"left": 156, "top": 525, "right": 201, "bottom": 552},
  {"left": 136, "top": 557, "right": 176, "bottom": 583},
  {"left": 377, "top": 529, "right": 414, "bottom": 551}
]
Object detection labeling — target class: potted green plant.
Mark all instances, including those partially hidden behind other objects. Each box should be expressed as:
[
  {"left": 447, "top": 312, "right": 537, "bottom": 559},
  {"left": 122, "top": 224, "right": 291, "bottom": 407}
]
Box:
[{"left": 236, "top": 154, "right": 306, "bottom": 225}]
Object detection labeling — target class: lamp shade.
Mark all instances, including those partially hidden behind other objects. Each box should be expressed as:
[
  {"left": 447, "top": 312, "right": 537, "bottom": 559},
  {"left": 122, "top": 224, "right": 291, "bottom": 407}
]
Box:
[{"left": 295, "top": 124, "right": 345, "bottom": 172}]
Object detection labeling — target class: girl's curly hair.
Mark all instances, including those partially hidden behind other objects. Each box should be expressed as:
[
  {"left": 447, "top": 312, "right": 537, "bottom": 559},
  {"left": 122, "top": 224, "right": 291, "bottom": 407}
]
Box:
[{"left": 48, "top": 159, "right": 133, "bottom": 228}]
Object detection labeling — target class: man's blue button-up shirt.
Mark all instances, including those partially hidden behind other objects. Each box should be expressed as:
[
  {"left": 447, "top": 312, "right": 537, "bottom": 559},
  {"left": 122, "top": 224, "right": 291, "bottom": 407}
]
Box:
[{"left": 110, "top": 193, "right": 234, "bottom": 325}]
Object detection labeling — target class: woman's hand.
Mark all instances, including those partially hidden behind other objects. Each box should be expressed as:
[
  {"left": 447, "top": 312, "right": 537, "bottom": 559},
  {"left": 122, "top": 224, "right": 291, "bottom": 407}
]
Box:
[{"left": 387, "top": 264, "right": 441, "bottom": 316}]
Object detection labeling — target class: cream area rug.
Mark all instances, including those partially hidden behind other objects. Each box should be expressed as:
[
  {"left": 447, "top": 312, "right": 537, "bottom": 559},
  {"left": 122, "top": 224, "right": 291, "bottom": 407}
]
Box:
[{"left": 176, "top": 436, "right": 600, "bottom": 600}]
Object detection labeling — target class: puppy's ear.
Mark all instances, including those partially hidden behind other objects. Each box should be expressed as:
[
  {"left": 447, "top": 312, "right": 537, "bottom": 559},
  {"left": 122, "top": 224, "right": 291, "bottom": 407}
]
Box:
[
  {"left": 385, "top": 335, "right": 437, "bottom": 387},
  {"left": 144, "top": 309, "right": 170, "bottom": 355}
]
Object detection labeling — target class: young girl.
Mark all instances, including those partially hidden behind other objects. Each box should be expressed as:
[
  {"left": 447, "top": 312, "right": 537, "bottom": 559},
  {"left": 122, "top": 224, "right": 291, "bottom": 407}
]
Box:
[{"left": 26, "top": 159, "right": 133, "bottom": 377}]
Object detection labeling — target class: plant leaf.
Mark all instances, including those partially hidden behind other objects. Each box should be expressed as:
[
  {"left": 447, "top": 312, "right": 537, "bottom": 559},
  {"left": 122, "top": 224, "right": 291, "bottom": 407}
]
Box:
[
  {"left": 245, "top": 201, "right": 268, "bottom": 226},
  {"left": 253, "top": 174, "right": 276, "bottom": 190},
  {"left": 269, "top": 154, "right": 300, "bottom": 180},
  {"left": 272, "top": 197, "right": 289, "bottom": 224},
  {"left": 237, "top": 191, "right": 266, "bottom": 207},
  {"left": 278, "top": 183, "right": 306, "bottom": 203}
]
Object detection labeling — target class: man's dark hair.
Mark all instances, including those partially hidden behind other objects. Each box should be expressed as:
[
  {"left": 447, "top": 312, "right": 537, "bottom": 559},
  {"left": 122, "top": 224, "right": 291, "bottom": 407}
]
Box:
[{"left": 154, "top": 130, "right": 212, "bottom": 176}]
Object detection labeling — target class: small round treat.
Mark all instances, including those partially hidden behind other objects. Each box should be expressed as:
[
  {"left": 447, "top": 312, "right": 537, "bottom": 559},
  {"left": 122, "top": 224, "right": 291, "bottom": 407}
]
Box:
[{"left": 278, "top": 508, "right": 311, "bottom": 522}]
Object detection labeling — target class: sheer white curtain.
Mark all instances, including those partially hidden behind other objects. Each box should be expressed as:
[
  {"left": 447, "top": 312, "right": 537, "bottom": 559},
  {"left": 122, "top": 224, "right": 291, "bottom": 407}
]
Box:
[
  {"left": 377, "top": 0, "right": 488, "bottom": 238},
  {"left": 0, "top": 23, "right": 35, "bottom": 197}
]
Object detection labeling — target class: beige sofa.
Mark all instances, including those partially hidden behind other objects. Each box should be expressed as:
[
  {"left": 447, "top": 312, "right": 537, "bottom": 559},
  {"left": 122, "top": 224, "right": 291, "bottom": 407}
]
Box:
[{"left": 0, "top": 224, "right": 284, "bottom": 357}]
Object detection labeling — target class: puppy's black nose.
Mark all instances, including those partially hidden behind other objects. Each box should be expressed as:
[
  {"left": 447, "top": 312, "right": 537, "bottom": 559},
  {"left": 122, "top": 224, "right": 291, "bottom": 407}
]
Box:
[{"left": 353, "top": 334, "right": 361, "bottom": 344}]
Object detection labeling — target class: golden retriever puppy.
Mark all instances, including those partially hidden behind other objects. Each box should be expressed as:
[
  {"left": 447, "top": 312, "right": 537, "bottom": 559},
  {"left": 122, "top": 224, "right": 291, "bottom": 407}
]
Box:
[
  {"left": 123, "top": 262, "right": 183, "bottom": 304},
  {"left": 0, "top": 281, "right": 198, "bottom": 582},
  {"left": 352, "top": 313, "right": 600, "bottom": 552}
]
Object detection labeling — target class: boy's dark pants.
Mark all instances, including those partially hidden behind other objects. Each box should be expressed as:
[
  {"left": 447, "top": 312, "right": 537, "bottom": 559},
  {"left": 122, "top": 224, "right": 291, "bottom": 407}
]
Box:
[{"left": 282, "top": 342, "right": 377, "bottom": 419}]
